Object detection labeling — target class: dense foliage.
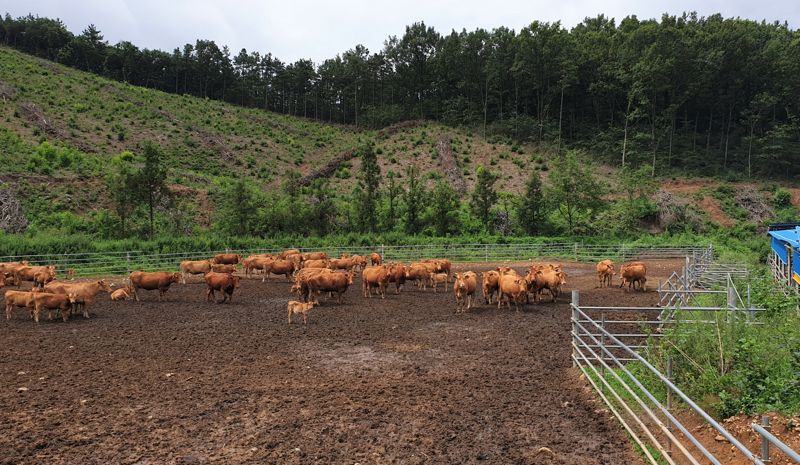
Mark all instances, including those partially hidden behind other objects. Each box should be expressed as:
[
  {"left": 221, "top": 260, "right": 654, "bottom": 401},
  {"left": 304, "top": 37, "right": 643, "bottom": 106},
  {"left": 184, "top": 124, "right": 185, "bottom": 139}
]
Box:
[{"left": 3, "top": 12, "right": 800, "bottom": 177}]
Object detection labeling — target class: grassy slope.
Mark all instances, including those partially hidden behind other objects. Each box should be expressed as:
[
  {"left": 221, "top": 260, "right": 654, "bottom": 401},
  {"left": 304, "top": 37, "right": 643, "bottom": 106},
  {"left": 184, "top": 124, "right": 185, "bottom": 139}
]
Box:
[{"left": 0, "top": 45, "right": 796, "bottom": 231}]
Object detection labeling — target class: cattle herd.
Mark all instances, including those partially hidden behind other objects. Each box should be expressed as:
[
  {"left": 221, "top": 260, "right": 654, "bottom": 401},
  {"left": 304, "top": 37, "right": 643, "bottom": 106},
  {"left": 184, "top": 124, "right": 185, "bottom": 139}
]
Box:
[{"left": 1, "top": 249, "right": 649, "bottom": 325}]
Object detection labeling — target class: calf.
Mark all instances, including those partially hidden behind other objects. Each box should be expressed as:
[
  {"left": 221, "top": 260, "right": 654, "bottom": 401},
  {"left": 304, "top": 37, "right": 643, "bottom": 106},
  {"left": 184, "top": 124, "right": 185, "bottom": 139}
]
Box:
[
  {"left": 481, "top": 271, "right": 500, "bottom": 305},
  {"left": 287, "top": 300, "right": 316, "bottom": 325},
  {"left": 619, "top": 263, "right": 647, "bottom": 291},
  {"left": 110, "top": 287, "right": 132, "bottom": 301},
  {"left": 596, "top": 259, "right": 615, "bottom": 288},
  {"left": 31, "top": 292, "right": 76, "bottom": 323},
  {"left": 4, "top": 289, "right": 40, "bottom": 320},
  {"left": 429, "top": 272, "right": 449, "bottom": 293}
]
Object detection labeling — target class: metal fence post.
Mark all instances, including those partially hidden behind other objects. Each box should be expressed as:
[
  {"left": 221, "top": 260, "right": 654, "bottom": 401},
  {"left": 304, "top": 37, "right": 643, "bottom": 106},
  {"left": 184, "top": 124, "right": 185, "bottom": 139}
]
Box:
[
  {"left": 667, "top": 355, "right": 674, "bottom": 457},
  {"left": 573, "top": 243, "right": 578, "bottom": 262},
  {"left": 760, "top": 414, "right": 770, "bottom": 462},
  {"left": 126, "top": 252, "right": 131, "bottom": 276},
  {"left": 485, "top": 244, "right": 488, "bottom": 262},
  {"left": 571, "top": 290, "right": 579, "bottom": 368},
  {"left": 600, "top": 312, "right": 606, "bottom": 381}
]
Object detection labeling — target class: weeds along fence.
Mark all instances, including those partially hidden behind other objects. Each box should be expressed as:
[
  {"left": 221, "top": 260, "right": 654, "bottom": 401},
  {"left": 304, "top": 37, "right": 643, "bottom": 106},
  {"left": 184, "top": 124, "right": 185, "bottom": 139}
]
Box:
[
  {"left": 575, "top": 255, "right": 798, "bottom": 463},
  {"left": 0, "top": 243, "right": 711, "bottom": 278}
]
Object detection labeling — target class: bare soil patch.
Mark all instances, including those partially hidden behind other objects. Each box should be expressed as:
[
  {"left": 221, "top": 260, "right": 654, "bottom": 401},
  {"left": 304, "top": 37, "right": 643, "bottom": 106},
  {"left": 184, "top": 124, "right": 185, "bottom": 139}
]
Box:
[{"left": 0, "top": 260, "right": 682, "bottom": 464}]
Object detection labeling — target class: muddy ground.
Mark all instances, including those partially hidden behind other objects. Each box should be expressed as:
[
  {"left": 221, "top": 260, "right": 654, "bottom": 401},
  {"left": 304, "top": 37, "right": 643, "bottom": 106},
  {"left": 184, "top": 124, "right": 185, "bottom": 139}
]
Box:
[{"left": 0, "top": 260, "right": 680, "bottom": 465}]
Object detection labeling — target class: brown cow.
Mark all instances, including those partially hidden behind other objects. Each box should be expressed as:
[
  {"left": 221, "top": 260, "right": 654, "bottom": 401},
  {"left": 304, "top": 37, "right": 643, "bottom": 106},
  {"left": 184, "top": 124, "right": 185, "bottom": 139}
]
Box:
[
  {"left": 4, "top": 289, "right": 40, "bottom": 320},
  {"left": 33, "top": 268, "right": 56, "bottom": 288},
  {"left": 498, "top": 274, "right": 528, "bottom": 312},
  {"left": 129, "top": 272, "right": 181, "bottom": 302},
  {"left": 204, "top": 272, "right": 241, "bottom": 303},
  {"left": 31, "top": 292, "right": 76, "bottom": 323},
  {"left": 213, "top": 253, "right": 241, "bottom": 265},
  {"left": 110, "top": 287, "right": 132, "bottom": 301},
  {"left": 263, "top": 259, "right": 295, "bottom": 282},
  {"left": 180, "top": 259, "right": 213, "bottom": 283},
  {"left": 211, "top": 264, "right": 237, "bottom": 274},
  {"left": 386, "top": 263, "right": 407, "bottom": 294},
  {"left": 619, "top": 263, "right": 647, "bottom": 291},
  {"left": 0, "top": 261, "right": 29, "bottom": 276},
  {"left": 406, "top": 262, "right": 437, "bottom": 289},
  {"left": 370, "top": 252, "right": 382, "bottom": 266},
  {"left": 303, "top": 259, "right": 329, "bottom": 270},
  {"left": 306, "top": 270, "right": 354, "bottom": 304},
  {"left": 481, "top": 271, "right": 500, "bottom": 304},
  {"left": 429, "top": 272, "right": 449, "bottom": 293},
  {"left": 328, "top": 257, "right": 355, "bottom": 271},
  {"left": 0, "top": 272, "right": 19, "bottom": 288},
  {"left": 362, "top": 266, "right": 389, "bottom": 298},
  {"left": 596, "top": 259, "right": 615, "bottom": 288},
  {"left": 528, "top": 269, "right": 567, "bottom": 303},
  {"left": 287, "top": 300, "right": 316, "bottom": 325},
  {"left": 278, "top": 249, "right": 301, "bottom": 259},
  {"left": 453, "top": 272, "right": 478, "bottom": 313},
  {"left": 44, "top": 280, "right": 113, "bottom": 318},
  {"left": 423, "top": 258, "right": 452, "bottom": 276},
  {"left": 15, "top": 265, "right": 56, "bottom": 286},
  {"left": 302, "top": 251, "right": 328, "bottom": 261},
  {"left": 292, "top": 268, "right": 329, "bottom": 300}
]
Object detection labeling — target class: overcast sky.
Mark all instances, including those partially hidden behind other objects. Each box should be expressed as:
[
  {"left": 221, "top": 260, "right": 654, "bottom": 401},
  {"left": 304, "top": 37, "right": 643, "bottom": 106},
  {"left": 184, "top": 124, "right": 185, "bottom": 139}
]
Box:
[{"left": 5, "top": 1, "right": 798, "bottom": 63}]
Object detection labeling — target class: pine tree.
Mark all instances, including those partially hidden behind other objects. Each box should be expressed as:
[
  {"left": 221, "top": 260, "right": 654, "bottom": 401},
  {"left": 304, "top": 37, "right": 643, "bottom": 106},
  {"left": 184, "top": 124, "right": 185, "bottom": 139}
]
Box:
[
  {"left": 403, "top": 165, "right": 425, "bottom": 234},
  {"left": 470, "top": 165, "right": 498, "bottom": 229},
  {"left": 517, "top": 170, "right": 545, "bottom": 235},
  {"left": 430, "top": 180, "right": 460, "bottom": 236},
  {"left": 136, "top": 141, "right": 169, "bottom": 239}
]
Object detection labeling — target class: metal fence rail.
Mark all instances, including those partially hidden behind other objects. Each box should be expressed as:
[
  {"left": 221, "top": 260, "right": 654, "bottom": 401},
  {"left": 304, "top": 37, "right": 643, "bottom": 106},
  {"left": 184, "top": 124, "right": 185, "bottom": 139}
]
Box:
[
  {"left": 0, "top": 243, "right": 712, "bottom": 278},
  {"left": 571, "top": 290, "right": 798, "bottom": 465}
]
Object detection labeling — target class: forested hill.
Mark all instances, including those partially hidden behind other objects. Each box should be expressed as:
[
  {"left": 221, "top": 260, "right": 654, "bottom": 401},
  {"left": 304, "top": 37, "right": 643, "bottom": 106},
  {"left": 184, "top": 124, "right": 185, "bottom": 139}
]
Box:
[{"left": 2, "top": 12, "right": 800, "bottom": 178}]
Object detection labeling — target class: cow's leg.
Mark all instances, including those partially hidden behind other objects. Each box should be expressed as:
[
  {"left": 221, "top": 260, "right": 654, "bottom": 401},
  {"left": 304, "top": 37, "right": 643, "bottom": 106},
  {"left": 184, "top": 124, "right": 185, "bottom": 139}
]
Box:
[
  {"left": 288, "top": 308, "right": 293, "bottom": 324},
  {"left": 133, "top": 286, "right": 140, "bottom": 302},
  {"left": 302, "top": 313, "right": 307, "bottom": 325},
  {"left": 33, "top": 304, "right": 40, "bottom": 323}
]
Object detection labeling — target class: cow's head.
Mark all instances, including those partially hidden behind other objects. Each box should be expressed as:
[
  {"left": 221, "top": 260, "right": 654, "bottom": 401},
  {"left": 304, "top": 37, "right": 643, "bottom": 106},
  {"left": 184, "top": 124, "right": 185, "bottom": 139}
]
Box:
[
  {"left": 98, "top": 280, "right": 113, "bottom": 292},
  {"left": 171, "top": 273, "right": 181, "bottom": 283},
  {"left": 232, "top": 275, "right": 241, "bottom": 289}
]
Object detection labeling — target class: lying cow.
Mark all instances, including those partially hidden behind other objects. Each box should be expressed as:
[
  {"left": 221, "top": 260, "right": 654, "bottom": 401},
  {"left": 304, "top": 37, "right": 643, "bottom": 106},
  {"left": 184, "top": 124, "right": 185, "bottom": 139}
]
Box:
[
  {"left": 110, "top": 287, "right": 132, "bottom": 301},
  {"left": 204, "top": 272, "right": 241, "bottom": 304},
  {"left": 287, "top": 300, "right": 316, "bottom": 325},
  {"left": 129, "top": 271, "right": 181, "bottom": 302}
]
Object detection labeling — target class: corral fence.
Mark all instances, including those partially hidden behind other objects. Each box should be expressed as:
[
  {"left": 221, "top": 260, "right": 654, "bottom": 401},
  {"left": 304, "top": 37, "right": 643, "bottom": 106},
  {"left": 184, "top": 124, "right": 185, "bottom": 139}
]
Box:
[
  {"left": 0, "top": 243, "right": 711, "bottom": 278},
  {"left": 573, "top": 252, "right": 798, "bottom": 464}
]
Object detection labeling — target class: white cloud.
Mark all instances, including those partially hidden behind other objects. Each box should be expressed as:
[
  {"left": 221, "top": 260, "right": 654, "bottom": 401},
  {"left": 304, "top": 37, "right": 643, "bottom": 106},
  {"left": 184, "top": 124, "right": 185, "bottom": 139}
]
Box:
[{"left": 4, "top": 0, "right": 798, "bottom": 63}]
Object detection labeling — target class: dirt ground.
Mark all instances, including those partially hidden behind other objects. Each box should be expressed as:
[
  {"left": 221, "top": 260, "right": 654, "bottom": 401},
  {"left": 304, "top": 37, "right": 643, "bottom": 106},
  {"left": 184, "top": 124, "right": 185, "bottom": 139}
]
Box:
[{"left": 0, "top": 260, "right": 680, "bottom": 465}]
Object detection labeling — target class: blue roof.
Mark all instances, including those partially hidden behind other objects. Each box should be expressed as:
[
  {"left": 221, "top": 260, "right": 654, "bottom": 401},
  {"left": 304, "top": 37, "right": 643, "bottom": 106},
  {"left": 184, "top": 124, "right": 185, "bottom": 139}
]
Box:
[{"left": 769, "top": 227, "right": 800, "bottom": 248}]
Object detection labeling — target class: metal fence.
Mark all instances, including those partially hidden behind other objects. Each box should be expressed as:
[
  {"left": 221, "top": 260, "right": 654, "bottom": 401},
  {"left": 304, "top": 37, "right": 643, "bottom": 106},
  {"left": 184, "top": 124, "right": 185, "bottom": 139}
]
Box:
[
  {"left": 0, "top": 243, "right": 712, "bottom": 278},
  {"left": 571, "top": 290, "right": 798, "bottom": 464},
  {"left": 575, "top": 247, "right": 797, "bottom": 464}
]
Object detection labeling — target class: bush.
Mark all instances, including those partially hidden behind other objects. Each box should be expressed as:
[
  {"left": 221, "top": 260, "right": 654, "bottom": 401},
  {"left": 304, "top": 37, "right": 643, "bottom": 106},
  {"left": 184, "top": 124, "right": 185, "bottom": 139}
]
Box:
[{"left": 773, "top": 188, "right": 792, "bottom": 208}]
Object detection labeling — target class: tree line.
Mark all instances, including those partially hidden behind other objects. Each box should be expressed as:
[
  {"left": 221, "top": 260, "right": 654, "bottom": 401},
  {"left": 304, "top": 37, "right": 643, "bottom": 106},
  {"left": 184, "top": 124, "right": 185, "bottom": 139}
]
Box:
[{"left": 2, "top": 12, "right": 799, "bottom": 177}]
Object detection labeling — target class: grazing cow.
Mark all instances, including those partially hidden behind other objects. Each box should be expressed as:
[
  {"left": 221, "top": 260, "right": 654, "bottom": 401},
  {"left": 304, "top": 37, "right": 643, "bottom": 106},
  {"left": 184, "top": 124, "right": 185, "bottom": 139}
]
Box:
[
  {"left": 619, "top": 263, "right": 648, "bottom": 291},
  {"left": 213, "top": 253, "right": 241, "bottom": 265},
  {"left": 302, "top": 259, "right": 329, "bottom": 270},
  {"left": 4, "top": 289, "right": 40, "bottom": 320},
  {"left": 287, "top": 300, "right": 316, "bottom": 325},
  {"left": 302, "top": 251, "right": 328, "bottom": 261},
  {"left": 31, "top": 292, "right": 75, "bottom": 323},
  {"left": 453, "top": 272, "right": 478, "bottom": 313},
  {"left": 362, "top": 266, "right": 390, "bottom": 298},
  {"left": 429, "top": 272, "right": 449, "bottom": 293},
  {"left": 180, "top": 259, "right": 214, "bottom": 283},
  {"left": 211, "top": 264, "right": 237, "bottom": 274},
  {"left": 386, "top": 263, "right": 407, "bottom": 295},
  {"left": 204, "top": 272, "right": 241, "bottom": 304},
  {"left": 263, "top": 259, "right": 295, "bottom": 282},
  {"left": 44, "top": 280, "right": 113, "bottom": 318},
  {"left": 371, "top": 252, "right": 382, "bottom": 266},
  {"left": 110, "top": 287, "right": 132, "bottom": 301},
  {"left": 596, "top": 259, "right": 615, "bottom": 288},
  {"left": 306, "top": 270, "right": 354, "bottom": 304},
  {"left": 498, "top": 274, "right": 528, "bottom": 312},
  {"left": 481, "top": 271, "right": 500, "bottom": 304},
  {"left": 129, "top": 272, "right": 181, "bottom": 302},
  {"left": 278, "top": 249, "right": 301, "bottom": 259}
]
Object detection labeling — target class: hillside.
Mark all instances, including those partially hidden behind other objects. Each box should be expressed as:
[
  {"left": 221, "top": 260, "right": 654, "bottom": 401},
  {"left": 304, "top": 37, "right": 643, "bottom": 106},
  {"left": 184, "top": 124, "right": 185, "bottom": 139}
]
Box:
[{"left": 0, "top": 45, "right": 797, "bottom": 240}]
